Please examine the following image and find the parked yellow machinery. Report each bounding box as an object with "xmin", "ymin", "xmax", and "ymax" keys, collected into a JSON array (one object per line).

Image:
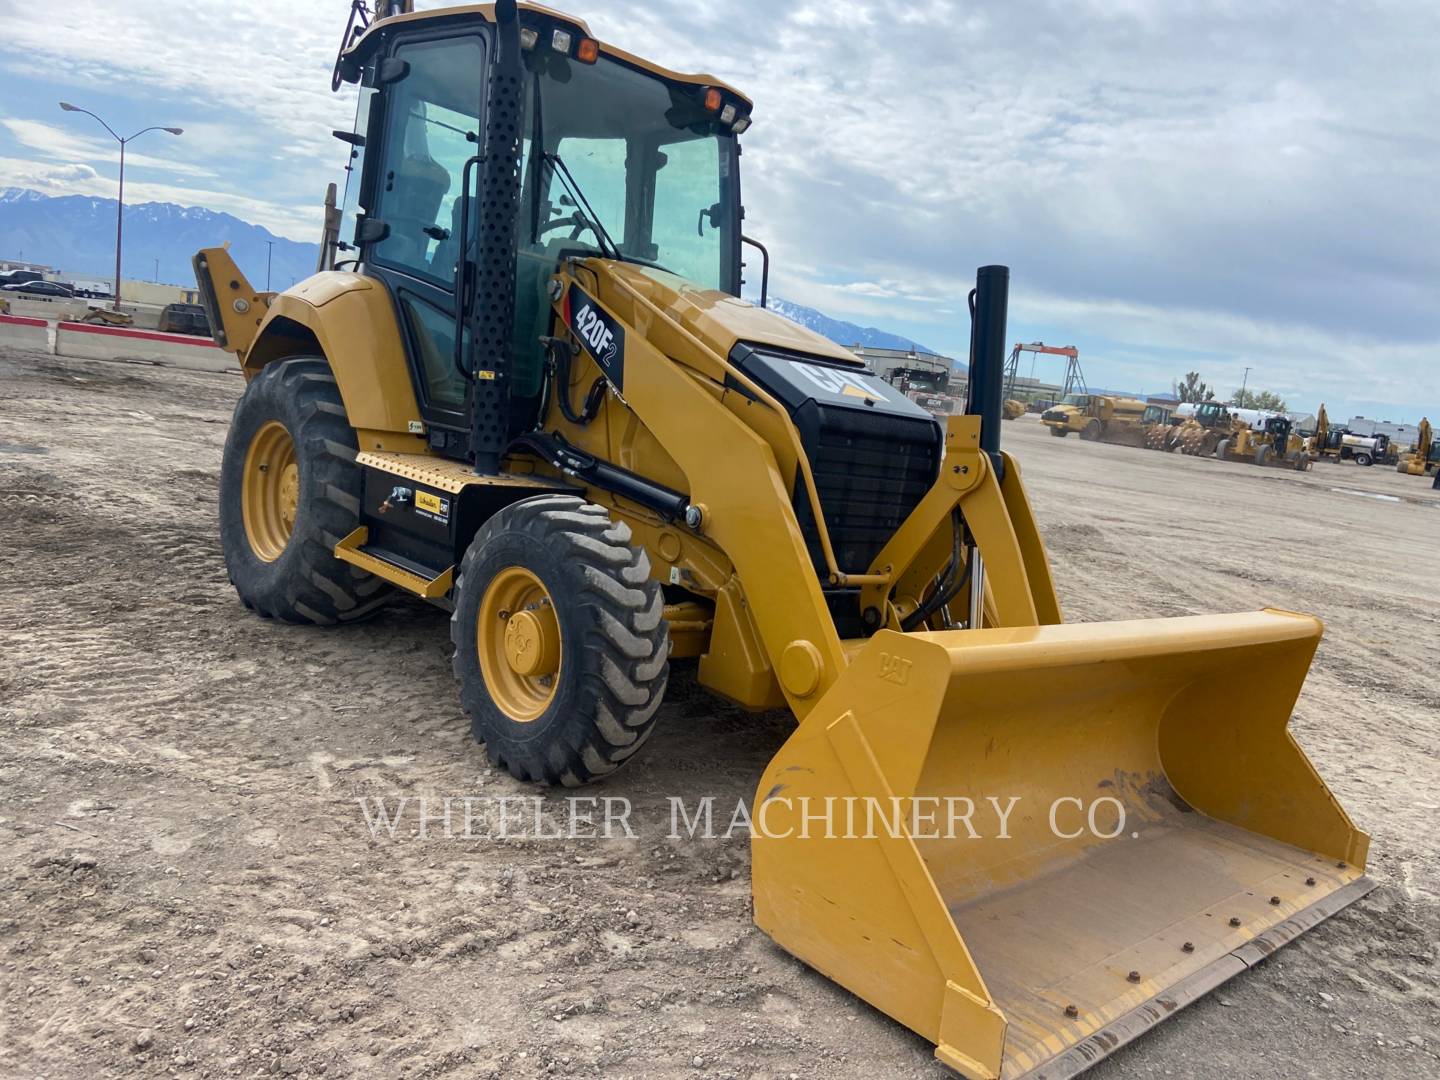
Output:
[
  {"xmin": 1216, "ymin": 415, "xmax": 1312, "ymax": 470},
  {"xmin": 1396, "ymin": 418, "xmax": 1435, "ymax": 475},
  {"xmin": 1040, "ymin": 393, "xmax": 1147, "ymax": 441},
  {"xmin": 194, "ymin": 3, "xmax": 1373, "ymax": 1076}
]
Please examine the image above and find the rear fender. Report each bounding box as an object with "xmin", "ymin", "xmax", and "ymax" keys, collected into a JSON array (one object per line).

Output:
[{"xmin": 234, "ymin": 265, "xmax": 426, "ymax": 451}]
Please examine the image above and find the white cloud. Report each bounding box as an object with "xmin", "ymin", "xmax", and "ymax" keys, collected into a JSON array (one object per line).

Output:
[{"xmin": 0, "ymin": 0, "xmax": 1435, "ymax": 417}]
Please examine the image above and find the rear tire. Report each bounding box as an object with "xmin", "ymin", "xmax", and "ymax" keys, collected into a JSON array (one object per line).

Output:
[
  {"xmin": 1216, "ymin": 438, "xmax": 1231, "ymax": 460},
  {"xmin": 1356, "ymin": 453, "xmax": 1373, "ymax": 467},
  {"xmin": 1254, "ymin": 446, "xmax": 1271, "ymax": 467},
  {"xmin": 219, "ymin": 357, "xmax": 392, "ymax": 624},
  {"xmin": 451, "ymin": 495, "xmax": 669, "ymax": 787}
]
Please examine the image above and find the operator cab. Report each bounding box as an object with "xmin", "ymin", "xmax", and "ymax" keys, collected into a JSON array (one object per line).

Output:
[
  {"xmin": 1263, "ymin": 415, "xmax": 1292, "ymax": 444},
  {"xmin": 334, "ymin": 3, "xmax": 751, "ymax": 461}
]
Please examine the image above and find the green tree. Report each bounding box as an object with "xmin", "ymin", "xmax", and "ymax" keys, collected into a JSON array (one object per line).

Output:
[
  {"xmin": 1174, "ymin": 372, "xmax": 1215, "ymax": 403},
  {"xmin": 1233, "ymin": 388, "xmax": 1287, "ymax": 412}
]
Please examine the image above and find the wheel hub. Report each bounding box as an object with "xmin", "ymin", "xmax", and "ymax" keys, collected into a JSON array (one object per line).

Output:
[
  {"xmin": 503, "ymin": 606, "xmax": 560, "ymax": 678},
  {"xmin": 241, "ymin": 421, "xmax": 299, "ymax": 563},
  {"xmin": 477, "ymin": 566, "xmax": 562, "ymax": 722}
]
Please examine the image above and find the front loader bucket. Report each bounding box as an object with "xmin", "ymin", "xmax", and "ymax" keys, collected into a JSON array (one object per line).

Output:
[{"xmin": 752, "ymin": 610, "xmax": 1370, "ymax": 1080}]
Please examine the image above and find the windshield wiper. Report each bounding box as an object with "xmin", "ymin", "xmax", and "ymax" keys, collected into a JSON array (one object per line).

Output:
[{"xmin": 541, "ymin": 152, "xmax": 621, "ymax": 261}]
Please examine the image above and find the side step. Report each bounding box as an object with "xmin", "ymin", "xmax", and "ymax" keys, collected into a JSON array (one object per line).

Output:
[{"xmin": 334, "ymin": 527, "xmax": 454, "ymax": 599}]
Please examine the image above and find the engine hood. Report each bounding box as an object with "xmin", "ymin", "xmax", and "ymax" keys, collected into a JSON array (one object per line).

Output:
[{"xmin": 595, "ymin": 261, "xmax": 864, "ymax": 368}]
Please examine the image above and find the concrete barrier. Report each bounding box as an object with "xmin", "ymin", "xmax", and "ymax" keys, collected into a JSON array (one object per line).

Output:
[
  {"xmin": 0, "ymin": 313, "xmax": 52, "ymax": 351},
  {"xmin": 56, "ymin": 321, "xmax": 232, "ymax": 373}
]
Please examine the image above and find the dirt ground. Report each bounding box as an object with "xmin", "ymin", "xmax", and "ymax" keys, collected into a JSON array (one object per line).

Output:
[{"xmin": 1, "ymin": 345, "xmax": 1436, "ymax": 1080}]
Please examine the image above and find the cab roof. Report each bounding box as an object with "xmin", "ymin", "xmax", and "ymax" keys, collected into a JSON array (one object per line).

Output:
[{"xmin": 345, "ymin": 2, "xmax": 752, "ymax": 108}]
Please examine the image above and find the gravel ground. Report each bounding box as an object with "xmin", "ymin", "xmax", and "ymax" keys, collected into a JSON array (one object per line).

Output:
[{"xmin": 0, "ymin": 346, "xmax": 1435, "ymax": 1079}]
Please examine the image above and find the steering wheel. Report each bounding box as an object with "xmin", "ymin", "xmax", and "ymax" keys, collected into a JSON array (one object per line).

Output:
[{"xmin": 537, "ymin": 211, "xmax": 600, "ymax": 244}]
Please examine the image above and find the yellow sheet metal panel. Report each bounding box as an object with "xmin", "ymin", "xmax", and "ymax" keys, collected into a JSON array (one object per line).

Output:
[
  {"xmin": 598, "ymin": 261, "xmax": 861, "ymax": 368},
  {"xmin": 242, "ymin": 281, "xmax": 423, "ymax": 438},
  {"xmin": 753, "ymin": 611, "xmax": 1368, "ymax": 1079}
]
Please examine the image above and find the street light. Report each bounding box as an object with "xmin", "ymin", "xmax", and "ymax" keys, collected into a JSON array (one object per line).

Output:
[{"xmin": 59, "ymin": 102, "xmax": 183, "ymax": 310}]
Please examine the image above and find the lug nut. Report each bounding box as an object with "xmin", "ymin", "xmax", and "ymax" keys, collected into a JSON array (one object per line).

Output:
[
  {"xmin": 1064, "ymin": 1004, "xmax": 1079, "ymax": 1019},
  {"xmin": 1306, "ymin": 877, "xmax": 1317, "ymax": 886},
  {"xmin": 1229, "ymin": 917, "xmax": 1242, "ymax": 927},
  {"xmin": 1182, "ymin": 942, "xmax": 1195, "ymax": 953},
  {"xmin": 1269, "ymin": 896, "xmax": 1282, "ymax": 906},
  {"xmin": 1127, "ymin": 971, "xmax": 1141, "ymax": 983}
]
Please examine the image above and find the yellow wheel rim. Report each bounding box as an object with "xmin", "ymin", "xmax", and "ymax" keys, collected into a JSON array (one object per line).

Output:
[
  {"xmin": 242, "ymin": 421, "xmax": 298, "ymax": 563},
  {"xmin": 477, "ymin": 566, "xmax": 562, "ymax": 722}
]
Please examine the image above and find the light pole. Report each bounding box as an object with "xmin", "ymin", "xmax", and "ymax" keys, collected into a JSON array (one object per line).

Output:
[
  {"xmin": 265, "ymin": 240, "xmax": 274, "ymax": 291},
  {"xmin": 58, "ymin": 103, "xmax": 182, "ymax": 310},
  {"xmin": 1241, "ymin": 366, "xmax": 1252, "ymax": 402}
]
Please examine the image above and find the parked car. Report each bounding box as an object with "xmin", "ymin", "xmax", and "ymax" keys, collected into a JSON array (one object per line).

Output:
[
  {"xmin": 156, "ymin": 302, "xmax": 211, "ymax": 336},
  {"xmin": 1, "ymin": 280, "xmax": 74, "ymax": 298},
  {"xmin": 0, "ymin": 270, "xmax": 44, "ymax": 288}
]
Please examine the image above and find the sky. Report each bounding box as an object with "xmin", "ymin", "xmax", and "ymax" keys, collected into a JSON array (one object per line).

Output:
[{"xmin": 0, "ymin": 0, "xmax": 1435, "ymax": 422}]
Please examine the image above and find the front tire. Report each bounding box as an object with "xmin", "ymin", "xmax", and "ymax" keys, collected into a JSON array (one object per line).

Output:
[
  {"xmin": 451, "ymin": 496, "xmax": 669, "ymax": 786},
  {"xmin": 219, "ymin": 357, "xmax": 392, "ymax": 623},
  {"xmin": 1049, "ymin": 427, "xmax": 1068, "ymax": 438},
  {"xmin": 1081, "ymin": 419, "xmax": 1103, "ymax": 441}
]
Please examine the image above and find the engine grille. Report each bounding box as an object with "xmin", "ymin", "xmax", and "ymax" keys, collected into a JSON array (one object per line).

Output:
[{"xmin": 791, "ymin": 404, "xmax": 941, "ymax": 608}]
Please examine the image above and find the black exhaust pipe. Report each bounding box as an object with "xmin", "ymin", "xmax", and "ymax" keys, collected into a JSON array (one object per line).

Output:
[
  {"xmin": 469, "ymin": 0, "xmax": 525, "ymax": 473},
  {"xmin": 966, "ymin": 264, "xmax": 1010, "ymax": 482}
]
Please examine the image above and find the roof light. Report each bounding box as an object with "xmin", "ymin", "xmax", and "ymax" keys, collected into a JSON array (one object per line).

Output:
[
  {"xmin": 576, "ymin": 38, "xmax": 598, "ymax": 63},
  {"xmin": 551, "ymin": 28, "xmax": 572, "ymax": 53},
  {"xmin": 519, "ymin": 27, "xmax": 538, "ymax": 50},
  {"xmin": 719, "ymin": 103, "xmax": 736, "ymax": 125},
  {"xmin": 732, "ymin": 115, "xmax": 752, "ymax": 134},
  {"xmin": 703, "ymin": 87, "xmax": 722, "ymax": 112}
]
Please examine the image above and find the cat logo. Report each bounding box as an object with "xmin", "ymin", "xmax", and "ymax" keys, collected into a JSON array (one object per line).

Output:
[
  {"xmin": 567, "ymin": 283, "xmax": 626, "ymax": 390},
  {"xmin": 878, "ymin": 652, "xmax": 912, "ymax": 685}
]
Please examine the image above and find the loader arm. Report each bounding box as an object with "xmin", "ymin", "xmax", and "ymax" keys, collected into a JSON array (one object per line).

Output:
[{"xmin": 552, "ymin": 257, "xmax": 1059, "ymax": 717}]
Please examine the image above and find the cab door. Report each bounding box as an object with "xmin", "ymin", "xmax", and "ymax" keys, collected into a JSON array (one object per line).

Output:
[{"xmin": 356, "ymin": 30, "xmax": 488, "ymax": 444}]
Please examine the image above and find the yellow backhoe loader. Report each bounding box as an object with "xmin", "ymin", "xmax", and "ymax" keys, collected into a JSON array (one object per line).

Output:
[
  {"xmin": 1397, "ymin": 417, "xmax": 1435, "ymax": 476},
  {"xmin": 195, "ymin": 4, "xmax": 1372, "ymax": 1076}
]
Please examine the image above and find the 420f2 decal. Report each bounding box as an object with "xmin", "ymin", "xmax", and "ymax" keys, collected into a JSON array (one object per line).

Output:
[{"xmin": 567, "ymin": 284, "xmax": 625, "ymax": 391}]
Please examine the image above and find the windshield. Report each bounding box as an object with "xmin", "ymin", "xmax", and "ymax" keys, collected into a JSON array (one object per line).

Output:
[
  {"xmin": 516, "ymin": 52, "xmax": 740, "ymax": 292},
  {"xmin": 1062, "ymin": 394, "xmax": 1090, "ymax": 407}
]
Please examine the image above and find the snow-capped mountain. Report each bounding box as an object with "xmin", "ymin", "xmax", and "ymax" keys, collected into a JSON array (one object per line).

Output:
[
  {"xmin": 0, "ymin": 188, "xmax": 318, "ymax": 290},
  {"xmin": 765, "ymin": 296, "xmax": 941, "ymax": 358}
]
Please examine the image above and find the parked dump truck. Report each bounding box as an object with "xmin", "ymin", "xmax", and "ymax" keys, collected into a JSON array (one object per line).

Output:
[
  {"xmin": 1041, "ymin": 393, "xmax": 1148, "ymax": 441},
  {"xmin": 192, "ymin": 3, "xmax": 1375, "ymax": 1076}
]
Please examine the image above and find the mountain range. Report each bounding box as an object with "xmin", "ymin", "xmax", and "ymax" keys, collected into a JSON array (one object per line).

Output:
[
  {"xmin": 0, "ymin": 188, "xmax": 319, "ymax": 292},
  {"xmin": 0, "ymin": 187, "xmax": 940, "ymax": 358}
]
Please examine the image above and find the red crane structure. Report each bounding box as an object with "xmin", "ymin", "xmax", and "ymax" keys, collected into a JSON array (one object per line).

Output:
[{"xmin": 1005, "ymin": 341, "xmax": 1087, "ymax": 402}]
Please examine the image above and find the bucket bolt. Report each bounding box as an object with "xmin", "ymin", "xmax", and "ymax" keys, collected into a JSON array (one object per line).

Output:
[
  {"xmin": 1269, "ymin": 896, "xmax": 1282, "ymax": 906},
  {"xmin": 1064, "ymin": 1005, "xmax": 1079, "ymax": 1019},
  {"xmin": 1127, "ymin": 971, "xmax": 1141, "ymax": 983},
  {"xmin": 1229, "ymin": 917, "xmax": 1242, "ymax": 927},
  {"xmin": 1182, "ymin": 942, "xmax": 1195, "ymax": 953},
  {"xmin": 1306, "ymin": 877, "xmax": 1317, "ymax": 886}
]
